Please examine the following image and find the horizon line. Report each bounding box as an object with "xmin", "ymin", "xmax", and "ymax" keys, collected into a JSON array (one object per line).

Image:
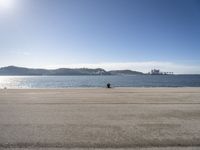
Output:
[{"xmin": 1, "ymin": 64, "xmax": 200, "ymax": 75}]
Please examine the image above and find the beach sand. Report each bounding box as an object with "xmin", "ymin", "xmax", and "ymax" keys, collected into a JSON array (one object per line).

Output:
[{"xmin": 0, "ymin": 88, "xmax": 200, "ymax": 150}]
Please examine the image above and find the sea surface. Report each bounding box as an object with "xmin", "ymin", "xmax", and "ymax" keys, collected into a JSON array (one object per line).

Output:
[{"xmin": 0, "ymin": 75, "xmax": 200, "ymax": 88}]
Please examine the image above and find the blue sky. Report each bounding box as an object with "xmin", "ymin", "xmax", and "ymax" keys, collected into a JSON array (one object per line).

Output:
[{"xmin": 0, "ymin": 0, "xmax": 200, "ymax": 73}]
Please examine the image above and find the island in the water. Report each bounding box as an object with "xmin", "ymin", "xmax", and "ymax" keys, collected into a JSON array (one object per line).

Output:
[{"xmin": 0, "ymin": 66, "xmax": 144, "ymax": 76}]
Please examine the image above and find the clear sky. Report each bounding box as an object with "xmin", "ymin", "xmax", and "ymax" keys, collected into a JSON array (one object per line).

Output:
[{"xmin": 0, "ymin": 0, "xmax": 200, "ymax": 73}]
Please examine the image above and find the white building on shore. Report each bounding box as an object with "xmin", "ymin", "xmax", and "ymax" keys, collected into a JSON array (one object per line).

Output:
[{"xmin": 150, "ymin": 69, "xmax": 173, "ymax": 75}]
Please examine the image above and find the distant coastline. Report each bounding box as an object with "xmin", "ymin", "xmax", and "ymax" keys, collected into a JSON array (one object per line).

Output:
[
  {"xmin": 0, "ymin": 66, "xmax": 198, "ymax": 76},
  {"xmin": 0, "ymin": 66, "xmax": 144, "ymax": 76}
]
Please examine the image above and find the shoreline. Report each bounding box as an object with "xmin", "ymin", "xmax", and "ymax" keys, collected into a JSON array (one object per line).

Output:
[{"xmin": 1, "ymin": 86, "xmax": 200, "ymax": 89}]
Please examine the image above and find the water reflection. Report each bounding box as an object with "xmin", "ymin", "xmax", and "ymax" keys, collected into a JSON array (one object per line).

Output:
[{"xmin": 0, "ymin": 75, "xmax": 200, "ymax": 88}]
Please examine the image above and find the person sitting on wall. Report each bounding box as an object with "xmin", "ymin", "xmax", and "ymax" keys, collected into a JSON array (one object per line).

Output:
[{"xmin": 107, "ymin": 83, "xmax": 111, "ymax": 88}]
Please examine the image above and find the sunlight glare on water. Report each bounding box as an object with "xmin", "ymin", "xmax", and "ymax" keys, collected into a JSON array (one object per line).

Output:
[{"xmin": 0, "ymin": 76, "xmax": 31, "ymax": 89}]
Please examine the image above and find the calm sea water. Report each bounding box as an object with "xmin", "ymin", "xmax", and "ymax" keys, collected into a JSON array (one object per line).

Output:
[{"xmin": 0, "ymin": 75, "xmax": 200, "ymax": 88}]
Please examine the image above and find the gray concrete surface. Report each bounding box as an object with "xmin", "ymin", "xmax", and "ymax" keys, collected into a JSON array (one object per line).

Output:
[{"xmin": 0, "ymin": 88, "xmax": 200, "ymax": 150}]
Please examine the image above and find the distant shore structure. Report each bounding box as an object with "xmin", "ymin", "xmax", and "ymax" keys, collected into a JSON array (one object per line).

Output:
[{"xmin": 149, "ymin": 69, "xmax": 173, "ymax": 75}]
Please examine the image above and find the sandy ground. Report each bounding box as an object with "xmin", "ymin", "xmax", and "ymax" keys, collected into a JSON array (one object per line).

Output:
[{"xmin": 0, "ymin": 88, "xmax": 200, "ymax": 150}]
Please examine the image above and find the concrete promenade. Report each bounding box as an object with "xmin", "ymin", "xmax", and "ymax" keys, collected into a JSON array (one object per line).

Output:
[{"xmin": 0, "ymin": 88, "xmax": 200, "ymax": 150}]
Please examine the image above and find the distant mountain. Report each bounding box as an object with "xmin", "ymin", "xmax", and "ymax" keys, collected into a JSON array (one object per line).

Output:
[
  {"xmin": 0, "ymin": 66, "xmax": 144, "ymax": 76},
  {"xmin": 108, "ymin": 70, "xmax": 144, "ymax": 75},
  {"xmin": 0, "ymin": 66, "xmax": 49, "ymax": 75}
]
